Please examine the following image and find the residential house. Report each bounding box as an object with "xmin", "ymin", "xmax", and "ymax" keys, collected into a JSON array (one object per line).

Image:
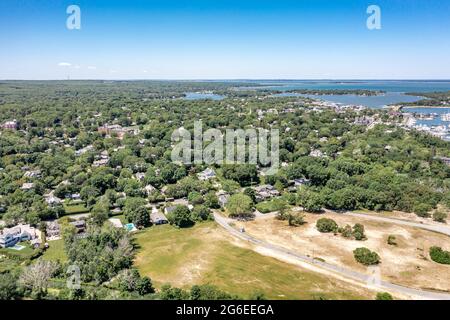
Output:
[
  {"xmin": 436, "ymin": 156, "xmax": 450, "ymax": 166},
  {"xmin": 164, "ymin": 205, "xmax": 178, "ymax": 215},
  {"xmin": 108, "ymin": 218, "xmax": 123, "ymax": 229},
  {"xmin": 21, "ymin": 183, "xmax": 34, "ymax": 191},
  {"xmin": 216, "ymin": 191, "xmax": 230, "ymax": 208},
  {"xmin": 287, "ymin": 178, "xmax": 310, "ymax": 192},
  {"xmin": 143, "ymin": 184, "xmax": 156, "ymax": 195},
  {"xmin": 293, "ymin": 178, "xmax": 310, "ymax": 187},
  {"xmin": 45, "ymin": 221, "xmax": 61, "ymax": 240},
  {"xmin": 172, "ymin": 198, "xmax": 193, "ymax": 210},
  {"xmin": 24, "ymin": 170, "xmax": 41, "ymax": 178},
  {"xmin": 1, "ymin": 120, "xmax": 18, "ymax": 130},
  {"xmin": 310, "ymin": 149, "xmax": 326, "ymax": 158},
  {"xmin": 135, "ymin": 172, "xmax": 146, "ymax": 181},
  {"xmin": 70, "ymin": 220, "xmax": 86, "ymax": 233},
  {"xmin": 75, "ymin": 145, "xmax": 94, "ymax": 156},
  {"xmin": 253, "ymin": 185, "xmax": 280, "ymax": 202},
  {"xmin": 93, "ymin": 158, "xmax": 109, "ymax": 167},
  {"xmin": 69, "ymin": 193, "xmax": 81, "ymax": 201},
  {"xmin": 197, "ymin": 168, "xmax": 216, "ymax": 181},
  {"xmin": 0, "ymin": 224, "xmax": 40, "ymax": 248},
  {"xmin": 93, "ymin": 157, "xmax": 109, "ymax": 167},
  {"xmin": 45, "ymin": 195, "xmax": 62, "ymax": 207},
  {"xmin": 150, "ymin": 209, "xmax": 168, "ymax": 225}
]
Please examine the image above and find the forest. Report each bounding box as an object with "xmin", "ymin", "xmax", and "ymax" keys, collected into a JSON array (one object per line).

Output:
[{"xmin": 0, "ymin": 81, "xmax": 449, "ymax": 300}]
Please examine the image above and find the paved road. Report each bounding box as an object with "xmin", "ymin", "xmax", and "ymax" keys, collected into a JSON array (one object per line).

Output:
[
  {"xmin": 333, "ymin": 210, "xmax": 450, "ymax": 237},
  {"xmin": 213, "ymin": 212, "xmax": 450, "ymax": 300}
]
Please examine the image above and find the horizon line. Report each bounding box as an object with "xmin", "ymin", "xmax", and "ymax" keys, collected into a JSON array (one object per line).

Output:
[{"xmin": 1, "ymin": 78, "xmax": 450, "ymax": 82}]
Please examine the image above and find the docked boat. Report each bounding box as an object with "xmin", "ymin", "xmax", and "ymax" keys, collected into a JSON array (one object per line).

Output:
[{"xmin": 441, "ymin": 113, "xmax": 450, "ymax": 121}]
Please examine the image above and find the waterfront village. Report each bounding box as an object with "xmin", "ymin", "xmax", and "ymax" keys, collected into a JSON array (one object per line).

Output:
[
  {"xmin": 0, "ymin": 81, "xmax": 449, "ymax": 301},
  {"xmin": 1, "ymin": 96, "xmax": 449, "ymax": 251}
]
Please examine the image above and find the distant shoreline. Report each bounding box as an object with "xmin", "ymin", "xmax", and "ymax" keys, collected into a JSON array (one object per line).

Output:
[{"xmin": 402, "ymin": 105, "xmax": 450, "ymax": 109}]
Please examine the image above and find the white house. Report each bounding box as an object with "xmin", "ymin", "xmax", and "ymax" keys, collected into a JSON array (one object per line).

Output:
[
  {"xmin": 0, "ymin": 224, "xmax": 41, "ymax": 248},
  {"xmin": 143, "ymin": 184, "xmax": 156, "ymax": 195},
  {"xmin": 135, "ymin": 172, "xmax": 146, "ymax": 181},
  {"xmin": 197, "ymin": 168, "xmax": 216, "ymax": 181},
  {"xmin": 24, "ymin": 170, "xmax": 41, "ymax": 178},
  {"xmin": 45, "ymin": 195, "xmax": 62, "ymax": 206},
  {"xmin": 21, "ymin": 183, "xmax": 34, "ymax": 190}
]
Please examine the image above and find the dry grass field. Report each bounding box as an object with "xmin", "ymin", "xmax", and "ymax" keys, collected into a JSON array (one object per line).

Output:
[
  {"xmin": 133, "ymin": 222, "xmax": 376, "ymax": 299},
  {"xmin": 234, "ymin": 211, "xmax": 450, "ymax": 293}
]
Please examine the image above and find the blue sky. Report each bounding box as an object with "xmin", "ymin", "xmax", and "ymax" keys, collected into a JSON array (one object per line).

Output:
[{"xmin": 1, "ymin": 0, "xmax": 449, "ymax": 79}]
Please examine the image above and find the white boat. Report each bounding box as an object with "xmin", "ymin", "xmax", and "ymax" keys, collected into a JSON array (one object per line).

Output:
[{"xmin": 441, "ymin": 113, "xmax": 450, "ymax": 121}]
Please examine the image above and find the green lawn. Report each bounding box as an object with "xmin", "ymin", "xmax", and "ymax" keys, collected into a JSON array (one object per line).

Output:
[
  {"xmin": 63, "ymin": 203, "xmax": 89, "ymax": 215},
  {"xmin": 255, "ymin": 198, "xmax": 287, "ymax": 213},
  {"xmin": 134, "ymin": 222, "xmax": 371, "ymax": 300},
  {"xmin": 0, "ymin": 242, "xmax": 35, "ymax": 258},
  {"xmin": 41, "ymin": 239, "xmax": 67, "ymax": 263}
]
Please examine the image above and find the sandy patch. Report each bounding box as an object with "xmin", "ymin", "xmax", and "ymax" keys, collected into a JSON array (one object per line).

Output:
[{"xmin": 236, "ymin": 211, "xmax": 450, "ymax": 292}]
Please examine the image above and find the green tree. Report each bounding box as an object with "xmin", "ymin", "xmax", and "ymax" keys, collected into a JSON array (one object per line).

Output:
[
  {"xmin": 243, "ymin": 188, "xmax": 256, "ymax": 203},
  {"xmin": 204, "ymin": 191, "xmax": 220, "ymax": 209},
  {"xmin": 352, "ymin": 223, "xmax": 366, "ymax": 241},
  {"xmin": 429, "ymin": 246, "xmax": 450, "ymax": 265},
  {"xmin": 167, "ymin": 205, "xmax": 194, "ymax": 228},
  {"xmin": 376, "ymin": 292, "xmax": 393, "ymax": 300},
  {"xmin": 297, "ymin": 188, "xmax": 323, "ymax": 213},
  {"xmin": 124, "ymin": 197, "xmax": 150, "ymax": 228},
  {"xmin": 353, "ymin": 247, "xmax": 380, "ymax": 265},
  {"xmin": 0, "ymin": 273, "xmax": 20, "ymax": 300},
  {"xmin": 288, "ymin": 213, "xmax": 306, "ymax": 226},
  {"xmin": 116, "ymin": 269, "xmax": 155, "ymax": 295},
  {"xmin": 413, "ymin": 203, "xmax": 432, "ymax": 218},
  {"xmin": 188, "ymin": 191, "xmax": 204, "ymax": 205},
  {"xmin": 191, "ymin": 205, "xmax": 212, "ymax": 221},
  {"xmin": 316, "ymin": 218, "xmax": 338, "ymax": 233},
  {"xmin": 91, "ymin": 197, "xmax": 110, "ymax": 226},
  {"xmin": 387, "ymin": 235, "xmax": 397, "ymax": 246},
  {"xmin": 433, "ymin": 210, "xmax": 447, "ymax": 223},
  {"xmin": 226, "ymin": 194, "xmax": 254, "ymax": 218}
]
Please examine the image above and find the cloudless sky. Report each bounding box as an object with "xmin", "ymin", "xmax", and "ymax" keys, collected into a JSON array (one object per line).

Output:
[{"xmin": 1, "ymin": 0, "xmax": 449, "ymax": 79}]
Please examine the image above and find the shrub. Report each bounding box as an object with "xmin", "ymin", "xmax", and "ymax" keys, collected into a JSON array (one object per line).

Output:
[
  {"xmin": 116, "ymin": 269, "xmax": 155, "ymax": 295},
  {"xmin": 413, "ymin": 203, "xmax": 431, "ymax": 218},
  {"xmin": 387, "ymin": 235, "xmax": 397, "ymax": 246},
  {"xmin": 376, "ymin": 292, "xmax": 393, "ymax": 300},
  {"xmin": 316, "ymin": 218, "xmax": 338, "ymax": 233},
  {"xmin": 287, "ymin": 213, "xmax": 306, "ymax": 226},
  {"xmin": 340, "ymin": 225, "xmax": 353, "ymax": 238},
  {"xmin": 352, "ymin": 223, "xmax": 366, "ymax": 241},
  {"xmin": 353, "ymin": 247, "xmax": 380, "ymax": 265},
  {"xmin": 433, "ymin": 210, "xmax": 448, "ymax": 223},
  {"xmin": 429, "ymin": 246, "xmax": 450, "ymax": 265}
]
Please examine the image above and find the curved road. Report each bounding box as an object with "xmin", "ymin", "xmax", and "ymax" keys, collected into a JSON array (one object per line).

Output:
[{"xmin": 213, "ymin": 212, "xmax": 450, "ymax": 300}]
